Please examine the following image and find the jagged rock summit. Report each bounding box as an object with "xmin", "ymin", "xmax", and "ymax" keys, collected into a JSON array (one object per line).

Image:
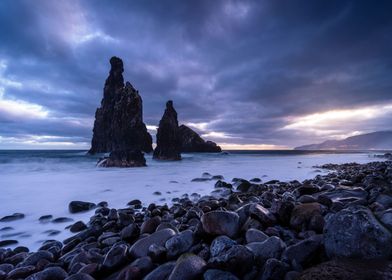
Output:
[
  {"xmin": 89, "ymin": 57, "xmax": 153, "ymax": 155},
  {"xmin": 179, "ymin": 125, "xmax": 221, "ymax": 153},
  {"xmin": 153, "ymin": 100, "xmax": 182, "ymax": 160}
]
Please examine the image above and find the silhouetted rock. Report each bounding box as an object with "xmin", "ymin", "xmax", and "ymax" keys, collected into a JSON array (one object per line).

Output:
[
  {"xmin": 153, "ymin": 101, "xmax": 181, "ymax": 160},
  {"xmin": 89, "ymin": 57, "xmax": 152, "ymax": 155},
  {"xmin": 98, "ymin": 150, "xmax": 146, "ymax": 167},
  {"xmin": 179, "ymin": 125, "xmax": 221, "ymax": 153}
]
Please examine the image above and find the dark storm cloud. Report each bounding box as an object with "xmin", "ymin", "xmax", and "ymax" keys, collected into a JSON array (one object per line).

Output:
[{"xmin": 0, "ymin": 0, "xmax": 391, "ymax": 148}]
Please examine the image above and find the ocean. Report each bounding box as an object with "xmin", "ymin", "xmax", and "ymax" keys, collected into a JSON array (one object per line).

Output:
[{"xmin": 0, "ymin": 150, "xmax": 386, "ymax": 250}]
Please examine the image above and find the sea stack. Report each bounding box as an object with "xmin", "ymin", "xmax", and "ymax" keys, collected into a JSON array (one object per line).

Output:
[
  {"xmin": 153, "ymin": 100, "xmax": 182, "ymax": 160},
  {"xmin": 89, "ymin": 57, "xmax": 153, "ymax": 155},
  {"xmin": 179, "ymin": 125, "xmax": 222, "ymax": 153}
]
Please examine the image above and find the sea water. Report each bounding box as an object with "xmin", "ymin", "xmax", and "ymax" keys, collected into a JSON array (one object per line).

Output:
[{"xmin": 0, "ymin": 150, "xmax": 385, "ymax": 250}]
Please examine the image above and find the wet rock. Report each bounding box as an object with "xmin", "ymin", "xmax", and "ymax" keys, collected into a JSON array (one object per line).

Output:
[
  {"xmin": 380, "ymin": 209, "xmax": 392, "ymax": 231},
  {"xmin": 129, "ymin": 228, "xmax": 176, "ymax": 258},
  {"xmin": 201, "ymin": 211, "xmax": 240, "ymax": 238},
  {"xmin": 165, "ymin": 229, "xmax": 194, "ymax": 258},
  {"xmin": 168, "ymin": 253, "xmax": 206, "ymax": 280},
  {"xmin": 38, "ymin": 215, "xmax": 53, "ymax": 223},
  {"xmin": 89, "ymin": 56, "xmax": 153, "ymax": 154},
  {"xmin": 282, "ymin": 235, "xmax": 324, "ymax": 269},
  {"xmin": 120, "ymin": 223, "xmax": 139, "ymax": 241},
  {"xmin": 285, "ymin": 271, "xmax": 301, "ymax": 280},
  {"xmin": 0, "ymin": 240, "xmax": 18, "ymax": 247},
  {"xmin": 127, "ymin": 199, "xmax": 142, "ymax": 206},
  {"xmin": 214, "ymin": 180, "xmax": 232, "ymax": 189},
  {"xmin": 250, "ymin": 178, "xmax": 262, "ymax": 183},
  {"xmin": 249, "ymin": 203, "xmax": 276, "ymax": 226},
  {"xmin": 298, "ymin": 195, "xmax": 317, "ymax": 203},
  {"xmin": 25, "ymin": 267, "xmax": 68, "ymax": 280},
  {"xmin": 320, "ymin": 187, "xmax": 367, "ymax": 203},
  {"xmin": 102, "ymin": 244, "xmax": 129, "ymax": 270},
  {"xmin": 179, "ymin": 125, "xmax": 221, "ymax": 153},
  {"xmin": 290, "ymin": 203, "xmax": 322, "ymax": 231},
  {"xmin": 69, "ymin": 201, "xmax": 96, "ymax": 214},
  {"xmin": 376, "ymin": 194, "xmax": 392, "ymax": 208},
  {"xmin": 153, "ymin": 101, "xmax": 182, "ymax": 160},
  {"xmin": 0, "ymin": 226, "xmax": 13, "ymax": 231},
  {"xmin": 140, "ymin": 216, "xmax": 161, "ymax": 234},
  {"xmin": 52, "ymin": 217, "xmax": 73, "ymax": 223},
  {"xmin": 98, "ymin": 149, "xmax": 147, "ymax": 167},
  {"xmin": 259, "ymin": 258, "xmax": 289, "ymax": 280},
  {"xmin": 0, "ymin": 213, "xmax": 24, "ymax": 222},
  {"xmin": 208, "ymin": 245, "xmax": 254, "ymax": 276},
  {"xmin": 246, "ymin": 236, "xmax": 286, "ymax": 265},
  {"xmin": 236, "ymin": 180, "xmax": 251, "ymax": 192},
  {"xmin": 122, "ymin": 256, "xmax": 154, "ymax": 276},
  {"xmin": 295, "ymin": 184, "xmax": 320, "ymax": 196},
  {"xmin": 64, "ymin": 273, "xmax": 95, "ymax": 280},
  {"xmin": 203, "ymin": 269, "xmax": 239, "ymax": 280},
  {"xmin": 147, "ymin": 244, "xmax": 167, "ymax": 262},
  {"xmin": 210, "ymin": 236, "xmax": 236, "ymax": 258},
  {"xmin": 324, "ymin": 205, "xmax": 392, "ymax": 259},
  {"xmin": 144, "ymin": 261, "xmax": 176, "ymax": 280},
  {"xmin": 0, "ymin": 264, "xmax": 14, "ymax": 273},
  {"xmin": 70, "ymin": 221, "xmax": 87, "ymax": 233},
  {"xmin": 4, "ymin": 251, "xmax": 28, "ymax": 265},
  {"xmin": 299, "ymin": 259, "xmax": 392, "ymax": 280},
  {"xmin": 20, "ymin": 250, "xmax": 54, "ymax": 266},
  {"xmin": 191, "ymin": 178, "xmax": 211, "ymax": 182},
  {"xmin": 245, "ymin": 228, "xmax": 268, "ymax": 243},
  {"xmin": 7, "ymin": 265, "xmax": 36, "ymax": 279},
  {"xmin": 273, "ymin": 200, "xmax": 295, "ymax": 226}
]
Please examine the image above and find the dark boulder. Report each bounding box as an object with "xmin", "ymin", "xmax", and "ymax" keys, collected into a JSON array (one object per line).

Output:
[
  {"xmin": 201, "ymin": 211, "xmax": 240, "ymax": 238},
  {"xmin": 25, "ymin": 267, "xmax": 68, "ymax": 280},
  {"xmin": 179, "ymin": 125, "xmax": 221, "ymax": 153},
  {"xmin": 89, "ymin": 56, "xmax": 152, "ymax": 154},
  {"xmin": 70, "ymin": 221, "xmax": 87, "ymax": 233},
  {"xmin": 259, "ymin": 258, "xmax": 289, "ymax": 280},
  {"xmin": 204, "ymin": 269, "xmax": 239, "ymax": 280},
  {"xmin": 324, "ymin": 205, "xmax": 392, "ymax": 259},
  {"xmin": 153, "ymin": 101, "xmax": 182, "ymax": 160},
  {"xmin": 299, "ymin": 259, "xmax": 392, "ymax": 280},
  {"xmin": 168, "ymin": 253, "xmax": 206, "ymax": 280},
  {"xmin": 129, "ymin": 228, "xmax": 176, "ymax": 258},
  {"xmin": 97, "ymin": 150, "xmax": 146, "ymax": 167},
  {"xmin": 68, "ymin": 201, "xmax": 96, "ymax": 214},
  {"xmin": 208, "ymin": 245, "xmax": 254, "ymax": 276},
  {"xmin": 144, "ymin": 261, "xmax": 176, "ymax": 280},
  {"xmin": 0, "ymin": 213, "xmax": 25, "ymax": 222}
]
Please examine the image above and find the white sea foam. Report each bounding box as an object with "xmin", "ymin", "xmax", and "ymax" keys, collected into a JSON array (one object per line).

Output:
[{"xmin": 0, "ymin": 150, "xmax": 385, "ymax": 250}]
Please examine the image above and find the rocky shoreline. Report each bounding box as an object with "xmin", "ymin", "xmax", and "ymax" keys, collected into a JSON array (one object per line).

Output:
[{"xmin": 1, "ymin": 160, "xmax": 392, "ymax": 279}]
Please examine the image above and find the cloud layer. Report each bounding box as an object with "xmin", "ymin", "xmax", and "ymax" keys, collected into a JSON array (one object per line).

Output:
[{"xmin": 0, "ymin": 0, "xmax": 391, "ymax": 149}]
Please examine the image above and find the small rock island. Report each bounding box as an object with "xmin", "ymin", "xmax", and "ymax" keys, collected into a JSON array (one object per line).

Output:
[{"xmin": 153, "ymin": 101, "xmax": 182, "ymax": 161}]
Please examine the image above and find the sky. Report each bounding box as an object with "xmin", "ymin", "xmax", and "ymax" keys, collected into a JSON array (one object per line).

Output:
[{"xmin": 0, "ymin": 0, "xmax": 391, "ymax": 149}]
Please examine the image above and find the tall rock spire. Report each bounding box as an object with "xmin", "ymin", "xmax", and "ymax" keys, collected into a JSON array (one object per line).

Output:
[
  {"xmin": 89, "ymin": 57, "xmax": 153, "ymax": 155},
  {"xmin": 153, "ymin": 100, "xmax": 182, "ymax": 160}
]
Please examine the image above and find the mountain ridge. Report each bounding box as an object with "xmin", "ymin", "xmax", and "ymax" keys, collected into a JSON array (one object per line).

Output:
[{"xmin": 294, "ymin": 131, "xmax": 392, "ymax": 150}]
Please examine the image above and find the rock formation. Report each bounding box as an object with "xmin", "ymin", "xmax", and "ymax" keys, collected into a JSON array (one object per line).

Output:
[
  {"xmin": 179, "ymin": 125, "xmax": 222, "ymax": 153},
  {"xmin": 89, "ymin": 57, "xmax": 153, "ymax": 155},
  {"xmin": 97, "ymin": 150, "xmax": 146, "ymax": 168},
  {"xmin": 153, "ymin": 101, "xmax": 182, "ymax": 160}
]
